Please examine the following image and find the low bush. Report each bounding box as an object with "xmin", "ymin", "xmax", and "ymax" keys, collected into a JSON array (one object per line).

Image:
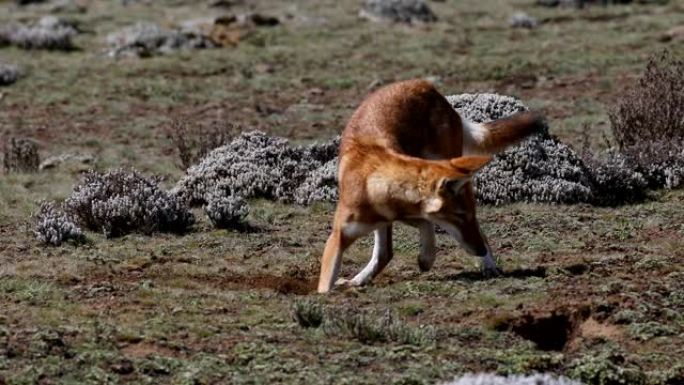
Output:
[
  {"xmin": 64, "ymin": 169, "xmax": 194, "ymax": 238},
  {"xmin": 3, "ymin": 137, "xmax": 40, "ymax": 173},
  {"xmin": 167, "ymin": 118, "xmax": 237, "ymax": 170},
  {"xmin": 609, "ymin": 51, "xmax": 683, "ymax": 149},
  {"xmin": 292, "ymin": 302, "xmax": 435, "ymax": 345},
  {"xmin": 568, "ymin": 350, "xmax": 646, "ymax": 385},
  {"xmin": 584, "ymin": 150, "xmax": 648, "ymax": 205},
  {"xmin": 204, "ymin": 192, "xmax": 249, "ymax": 229},
  {"xmin": 293, "ymin": 158, "xmax": 338, "ymax": 205},
  {"xmin": 33, "ymin": 201, "xmax": 85, "ymax": 246},
  {"xmin": 443, "ymin": 373, "xmax": 583, "ymax": 385},
  {"xmin": 173, "ymin": 132, "xmax": 339, "ymax": 206},
  {"xmin": 323, "ymin": 308, "xmax": 437, "ymax": 346},
  {"xmin": 608, "ymin": 50, "xmax": 684, "ymax": 191},
  {"xmin": 292, "ymin": 299, "xmax": 324, "ymax": 328},
  {"xmin": 0, "ymin": 16, "xmax": 77, "ymax": 50}
]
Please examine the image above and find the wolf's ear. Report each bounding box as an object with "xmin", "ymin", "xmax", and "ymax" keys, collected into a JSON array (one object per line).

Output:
[{"xmin": 449, "ymin": 156, "xmax": 492, "ymax": 176}]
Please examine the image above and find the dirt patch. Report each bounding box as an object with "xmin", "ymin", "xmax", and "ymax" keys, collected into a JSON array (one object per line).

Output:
[
  {"xmin": 219, "ymin": 273, "xmax": 317, "ymax": 295},
  {"xmin": 442, "ymin": 266, "xmax": 547, "ymax": 282},
  {"xmin": 578, "ymin": 317, "xmax": 622, "ymax": 340},
  {"xmin": 121, "ymin": 342, "xmax": 180, "ymax": 358},
  {"xmin": 500, "ymin": 71, "xmax": 638, "ymax": 121},
  {"xmin": 541, "ymin": 12, "xmax": 634, "ymax": 25}
]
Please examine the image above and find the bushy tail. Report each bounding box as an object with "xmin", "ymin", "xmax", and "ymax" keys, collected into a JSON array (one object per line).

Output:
[{"xmin": 461, "ymin": 111, "xmax": 546, "ymax": 155}]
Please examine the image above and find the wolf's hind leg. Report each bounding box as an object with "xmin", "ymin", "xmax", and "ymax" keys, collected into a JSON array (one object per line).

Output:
[
  {"xmin": 318, "ymin": 229, "xmax": 347, "ymax": 293},
  {"xmin": 349, "ymin": 224, "xmax": 393, "ymax": 286}
]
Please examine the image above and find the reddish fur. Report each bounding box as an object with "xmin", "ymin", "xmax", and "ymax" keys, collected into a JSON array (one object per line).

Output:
[
  {"xmin": 318, "ymin": 79, "xmax": 540, "ymax": 293},
  {"xmin": 475, "ymin": 111, "xmax": 545, "ymax": 154}
]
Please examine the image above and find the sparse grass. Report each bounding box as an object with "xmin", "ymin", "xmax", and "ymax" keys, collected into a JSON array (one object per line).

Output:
[
  {"xmin": 323, "ymin": 306, "xmax": 438, "ymax": 346},
  {"xmin": 292, "ymin": 298, "xmax": 325, "ymax": 328},
  {"xmin": 0, "ymin": 0, "xmax": 683, "ymax": 383}
]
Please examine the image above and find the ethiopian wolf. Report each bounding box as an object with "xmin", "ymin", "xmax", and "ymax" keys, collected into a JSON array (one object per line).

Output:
[{"xmin": 318, "ymin": 79, "xmax": 544, "ymax": 293}]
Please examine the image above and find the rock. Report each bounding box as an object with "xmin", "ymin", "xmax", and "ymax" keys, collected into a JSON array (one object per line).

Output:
[
  {"xmin": 360, "ymin": 0, "xmax": 437, "ymax": 24},
  {"xmin": 0, "ymin": 16, "xmax": 78, "ymax": 50},
  {"xmin": 47, "ymin": 0, "xmax": 88, "ymax": 13},
  {"xmin": 660, "ymin": 25, "xmax": 684, "ymax": 43},
  {"xmin": 106, "ymin": 22, "xmax": 215, "ymax": 58},
  {"xmin": 0, "ymin": 63, "xmax": 21, "ymax": 86},
  {"xmin": 176, "ymin": 13, "xmax": 280, "ymax": 49},
  {"xmin": 537, "ymin": 0, "xmax": 636, "ymax": 8},
  {"xmin": 509, "ymin": 12, "xmax": 540, "ymax": 29},
  {"xmin": 209, "ymin": 0, "xmax": 242, "ymax": 7},
  {"xmin": 39, "ymin": 153, "xmax": 96, "ymax": 170},
  {"xmin": 15, "ymin": 0, "xmax": 48, "ymax": 5}
]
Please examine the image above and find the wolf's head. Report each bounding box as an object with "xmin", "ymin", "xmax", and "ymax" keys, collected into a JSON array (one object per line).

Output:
[{"xmin": 422, "ymin": 155, "xmax": 492, "ymax": 256}]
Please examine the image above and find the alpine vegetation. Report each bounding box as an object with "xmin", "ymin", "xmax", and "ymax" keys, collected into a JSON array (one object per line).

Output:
[
  {"xmin": 632, "ymin": 144, "xmax": 684, "ymax": 189},
  {"xmin": 446, "ymin": 93, "xmax": 537, "ymax": 126},
  {"xmin": 177, "ymin": 92, "xmax": 680, "ymax": 208},
  {"xmin": 323, "ymin": 307, "xmax": 437, "ymax": 346},
  {"xmin": 447, "ymin": 93, "xmax": 663, "ymax": 205},
  {"xmin": 173, "ymin": 132, "xmax": 339, "ymax": 206},
  {"xmin": 292, "ymin": 299, "xmax": 325, "ymax": 328},
  {"xmin": 584, "ymin": 149, "xmax": 648, "ymax": 205},
  {"xmin": 360, "ymin": 0, "xmax": 438, "ymax": 24},
  {"xmin": 0, "ymin": 16, "xmax": 78, "ymax": 50},
  {"xmin": 3, "ymin": 137, "xmax": 40, "ymax": 173},
  {"xmin": 447, "ymin": 93, "xmax": 598, "ymax": 205},
  {"xmin": 167, "ymin": 118, "xmax": 237, "ymax": 170},
  {"xmin": 294, "ymin": 158, "xmax": 339, "ymax": 205},
  {"xmin": 106, "ymin": 22, "xmax": 215, "ymax": 58},
  {"xmin": 33, "ymin": 201, "xmax": 85, "ymax": 246},
  {"xmin": 204, "ymin": 192, "xmax": 249, "ymax": 229},
  {"xmin": 64, "ymin": 169, "xmax": 194, "ymax": 238},
  {"xmin": 472, "ymin": 134, "xmax": 594, "ymax": 205},
  {"xmin": 608, "ymin": 50, "xmax": 684, "ymax": 190},
  {"xmin": 442, "ymin": 373, "xmax": 584, "ymax": 385},
  {"xmin": 0, "ymin": 62, "xmax": 20, "ymax": 86}
]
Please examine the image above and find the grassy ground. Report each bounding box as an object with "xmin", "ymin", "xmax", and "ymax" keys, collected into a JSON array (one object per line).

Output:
[{"xmin": 1, "ymin": 0, "xmax": 683, "ymax": 383}]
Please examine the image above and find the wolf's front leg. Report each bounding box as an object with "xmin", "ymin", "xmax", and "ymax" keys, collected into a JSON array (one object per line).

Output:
[
  {"xmin": 417, "ymin": 221, "xmax": 437, "ymax": 271},
  {"xmin": 480, "ymin": 248, "xmax": 502, "ymax": 277},
  {"xmin": 435, "ymin": 217, "xmax": 502, "ymax": 278},
  {"xmin": 349, "ymin": 224, "xmax": 393, "ymax": 286}
]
